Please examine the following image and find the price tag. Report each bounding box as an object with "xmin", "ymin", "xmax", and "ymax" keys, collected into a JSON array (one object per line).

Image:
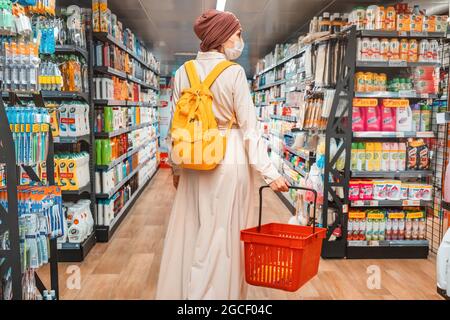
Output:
[
  {"xmin": 382, "ymin": 99, "xmax": 410, "ymax": 108},
  {"xmin": 395, "ymin": 132, "xmax": 405, "ymax": 138},
  {"xmin": 402, "ymin": 200, "xmax": 420, "ymax": 206},
  {"xmin": 417, "ymin": 132, "xmax": 433, "ymax": 138},
  {"xmin": 352, "ymin": 200, "xmax": 364, "ymax": 207},
  {"xmin": 369, "ymin": 200, "xmax": 379, "ymax": 207},
  {"xmin": 368, "ymin": 241, "xmax": 380, "ymax": 247},
  {"xmin": 420, "ymin": 93, "xmax": 429, "ymax": 99},
  {"xmin": 349, "ymin": 211, "xmax": 366, "ymax": 219},
  {"xmin": 367, "ymin": 213, "xmax": 385, "ymax": 220},
  {"xmin": 410, "ymin": 31, "xmax": 428, "ymax": 37},
  {"xmin": 389, "ymin": 60, "xmax": 407, "ymax": 67},
  {"xmin": 353, "ymin": 98, "xmax": 378, "ymax": 107},
  {"xmin": 388, "ymin": 212, "xmax": 406, "ymax": 219},
  {"xmin": 398, "ymin": 31, "xmax": 407, "ymax": 37},
  {"xmin": 398, "ymin": 90, "xmax": 415, "ymax": 98},
  {"xmin": 406, "ymin": 212, "xmax": 424, "ymax": 219}
]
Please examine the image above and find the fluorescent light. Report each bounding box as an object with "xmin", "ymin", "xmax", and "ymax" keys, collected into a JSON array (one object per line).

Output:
[{"xmin": 216, "ymin": 0, "xmax": 226, "ymax": 11}]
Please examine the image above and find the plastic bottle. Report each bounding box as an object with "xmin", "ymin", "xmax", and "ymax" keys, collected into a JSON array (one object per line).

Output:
[
  {"xmin": 408, "ymin": 39, "xmax": 418, "ymax": 62},
  {"xmin": 381, "ymin": 143, "xmax": 390, "ymax": 171},
  {"xmin": 398, "ymin": 143, "xmax": 406, "ymax": 171},
  {"xmin": 389, "ymin": 142, "xmax": 399, "ymax": 172},
  {"xmin": 400, "ymin": 39, "xmax": 409, "ymax": 61},
  {"xmin": 366, "ymin": 142, "xmax": 375, "ymax": 171},
  {"xmin": 357, "ymin": 142, "xmax": 366, "ymax": 171},
  {"xmin": 352, "ymin": 106, "xmax": 365, "ymax": 131},
  {"xmin": 351, "ymin": 143, "xmax": 358, "ymax": 171},
  {"xmin": 420, "ymin": 103, "xmax": 431, "ymax": 132},
  {"xmin": 374, "ymin": 143, "xmax": 382, "ymax": 171},
  {"xmin": 411, "ymin": 103, "xmax": 421, "ymax": 132},
  {"xmin": 396, "ymin": 105, "xmax": 413, "ymax": 132},
  {"xmin": 385, "ymin": 6, "xmax": 397, "ymax": 31}
]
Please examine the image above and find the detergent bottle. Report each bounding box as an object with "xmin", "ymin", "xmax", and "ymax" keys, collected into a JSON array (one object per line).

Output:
[
  {"xmin": 381, "ymin": 103, "xmax": 396, "ymax": 131},
  {"xmin": 352, "ymin": 106, "xmax": 365, "ymax": 131},
  {"xmin": 365, "ymin": 105, "xmax": 381, "ymax": 131},
  {"xmin": 396, "ymin": 105, "xmax": 413, "ymax": 132}
]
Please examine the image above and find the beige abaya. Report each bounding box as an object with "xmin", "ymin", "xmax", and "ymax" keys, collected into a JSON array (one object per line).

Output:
[{"xmin": 156, "ymin": 51, "xmax": 281, "ymax": 300}]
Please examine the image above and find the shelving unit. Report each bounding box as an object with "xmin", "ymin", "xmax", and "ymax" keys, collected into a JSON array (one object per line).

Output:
[{"xmin": 92, "ymin": 20, "xmax": 161, "ymax": 244}]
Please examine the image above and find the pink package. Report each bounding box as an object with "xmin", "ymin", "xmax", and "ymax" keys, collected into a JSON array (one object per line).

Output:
[
  {"xmin": 349, "ymin": 181, "xmax": 361, "ymax": 201},
  {"xmin": 352, "ymin": 106, "xmax": 365, "ymax": 131},
  {"xmin": 381, "ymin": 105, "xmax": 396, "ymax": 131},
  {"xmin": 365, "ymin": 106, "xmax": 381, "ymax": 131},
  {"xmin": 359, "ymin": 181, "xmax": 374, "ymax": 200}
]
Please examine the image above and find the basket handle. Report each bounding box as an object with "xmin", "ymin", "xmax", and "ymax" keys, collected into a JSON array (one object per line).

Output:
[{"xmin": 259, "ymin": 185, "xmax": 318, "ymax": 235}]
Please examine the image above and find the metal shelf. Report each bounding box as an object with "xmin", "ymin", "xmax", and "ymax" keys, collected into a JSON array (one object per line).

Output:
[
  {"xmin": 351, "ymin": 170, "xmax": 433, "ymax": 178},
  {"xmin": 358, "ymin": 30, "xmax": 445, "ymax": 39},
  {"xmin": 283, "ymin": 159, "xmax": 307, "ymax": 177},
  {"xmin": 61, "ymin": 183, "xmax": 91, "ymax": 196},
  {"xmin": 255, "ymin": 47, "xmax": 307, "ymax": 77},
  {"xmin": 94, "ymin": 66, "xmax": 127, "ymax": 79},
  {"xmin": 93, "ymin": 99, "xmax": 127, "ymax": 106},
  {"xmin": 347, "ymin": 240, "xmax": 429, "ymax": 259},
  {"xmin": 96, "ymin": 157, "xmax": 153, "ymax": 199},
  {"xmin": 57, "ymin": 231, "xmax": 96, "ymax": 263},
  {"xmin": 270, "ymin": 114, "xmax": 297, "ymax": 122},
  {"xmin": 353, "ymin": 131, "xmax": 435, "ymax": 139},
  {"xmin": 255, "ymin": 79, "xmax": 287, "ymax": 91},
  {"xmin": 93, "ymin": 32, "xmax": 160, "ymax": 75},
  {"xmin": 355, "ymin": 91, "xmax": 439, "ymax": 99},
  {"xmin": 356, "ymin": 60, "xmax": 441, "ymax": 68},
  {"xmin": 94, "ymin": 122, "xmax": 152, "ymax": 138},
  {"xmin": 127, "ymin": 74, "xmax": 159, "ymax": 91},
  {"xmin": 53, "ymin": 135, "xmax": 90, "ymax": 144},
  {"xmin": 55, "ymin": 45, "xmax": 89, "ymax": 60},
  {"xmin": 96, "ymin": 168, "xmax": 158, "ymax": 242},
  {"xmin": 96, "ymin": 137, "xmax": 157, "ymax": 171},
  {"xmin": 350, "ymin": 200, "xmax": 431, "ymax": 207},
  {"xmin": 284, "ymin": 145, "xmax": 314, "ymax": 161}
]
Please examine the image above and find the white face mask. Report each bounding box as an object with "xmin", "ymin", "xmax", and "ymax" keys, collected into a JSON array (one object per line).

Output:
[{"xmin": 224, "ymin": 37, "xmax": 244, "ymax": 61}]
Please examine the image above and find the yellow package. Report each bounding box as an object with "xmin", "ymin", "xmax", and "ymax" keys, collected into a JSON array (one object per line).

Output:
[{"xmin": 396, "ymin": 14, "xmax": 411, "ymax": 32}]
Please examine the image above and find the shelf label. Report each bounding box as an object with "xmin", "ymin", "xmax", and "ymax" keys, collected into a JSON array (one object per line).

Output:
[
  {"xmin": 388, "ymin": 212, "xmax": 406, "ymax": 219},
  {"xmin": 349, "ymin": 211, "xmax": 366, "ymax": 219},
  {"xmin": 410, "ymin": 31, "xmax": 428, "ymax": 37},
  {"xmin": 417, "ymin": 131, "xmax": 433, "ymax": 138},
  {"xmin": 406, "ymin": 212, "xmax": 425, "ymax": 219},
  {"xmin": 402, "ymin": 200, "xmax": 420, "ymax": 206},
  {"xmin": 389, "ymin": 60, "xmax": 407, "ymax": 67},
  {"xmin": 368, "ymin": 241, "xmax": 380, "ymax": 247},
  {"xmin": 398, "ymin": 90, "xmax": 416, "ymax": 98},
  {"xmin": 420, "ymin": 93, "xmax": 430, "ymax": 99},
  {"xmin": 398, "ymin": 31, "xmax": 408, "ymax": 37},
  {"xmin": 351, "ymin": 200, "xmax": 364, "ymax": 207},
  {"xmin": 367, "ymin": 213, "xmax": 385, "ymax": 220},
  {"xmin": 353, "ymin": 98, "xmax": 378, "ymax": 107},
  {"xmin": 382, "ymin": 99, "xmax": 410, "ymax": 108}
]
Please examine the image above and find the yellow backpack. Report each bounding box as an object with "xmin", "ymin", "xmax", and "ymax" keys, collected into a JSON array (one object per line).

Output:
[{"xmin": 170, "ymin": 60, "xmax": 236, "ymax": 171}]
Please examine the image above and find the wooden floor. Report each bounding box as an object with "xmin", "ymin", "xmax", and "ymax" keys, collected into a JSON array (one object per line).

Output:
[{"xmin": 39, "ymin": 169, "xmax": 443, "ymax": 300}]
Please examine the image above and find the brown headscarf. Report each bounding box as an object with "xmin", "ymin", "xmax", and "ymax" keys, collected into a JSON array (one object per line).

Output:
[{"xmin": 194, "ymin": 9, "xmax": 241, "ymax": 52}]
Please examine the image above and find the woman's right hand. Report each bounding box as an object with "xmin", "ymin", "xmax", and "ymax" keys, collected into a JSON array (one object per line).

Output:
[{"xmin": 269, "ymin": 176, "xmax": 289, "ymax": 192}]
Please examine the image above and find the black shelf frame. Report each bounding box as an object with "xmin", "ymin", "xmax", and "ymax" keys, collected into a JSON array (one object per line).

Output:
[{"xmin": 321, "ymin": 27, "xmax": 357, "ymax": 259}]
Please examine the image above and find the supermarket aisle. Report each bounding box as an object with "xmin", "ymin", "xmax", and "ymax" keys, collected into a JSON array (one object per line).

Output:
[{"xmin": 39, "ymin": 169, "xmax": 442, "ymax": 300}]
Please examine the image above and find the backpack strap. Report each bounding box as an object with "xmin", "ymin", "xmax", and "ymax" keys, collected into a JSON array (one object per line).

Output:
[
  {"xmin": 184, "ymin": 60, "xmax": 201, "ymax": 87},
  {"xmin": 203, "ymin": 61, "xmax": 236, "ymax": 89}
]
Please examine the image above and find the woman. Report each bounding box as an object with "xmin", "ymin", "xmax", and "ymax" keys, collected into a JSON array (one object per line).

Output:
[{"xmin": 156, "ymin": 9, "xmax": 289, "ymax": 300}]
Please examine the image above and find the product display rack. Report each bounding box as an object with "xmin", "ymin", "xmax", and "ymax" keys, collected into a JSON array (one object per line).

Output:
[
  {"xmin": 92, "ymin": 14, "xmax": 161, "ymax": 244},
  {"xmin": 344, "ymin": 29, "xmax": 447, "ymax": 259},
  {"xmin": 0, "ymin": 93, "xmax": 60, "ymax": 299},
  {"xmin": 49, "ymin": 24, "xmax": 97, "ymax": 263}
]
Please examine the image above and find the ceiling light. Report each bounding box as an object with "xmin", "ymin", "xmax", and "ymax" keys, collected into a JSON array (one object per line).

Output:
[
  {"xmin": 216, "ymin": 0, "xmax": 226, "ymax": 11},
  {"xmin": 174, "ymin": 52, "xmax": 197, "ymax": 56}
]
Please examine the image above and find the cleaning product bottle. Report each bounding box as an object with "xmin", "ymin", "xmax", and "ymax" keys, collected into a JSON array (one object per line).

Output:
[
  {"xmin": 351, "ymin": 143, "xmax": 358, "ymax": 171},
  {"xmin": 411, "ymin": 103, "xmax": 421, "ymax": 132},
  {"xmin": 398, "ymin": 143, "xmax": 406, "ymax": 171},
  {"xmin": 365, "ymin": 105, "xmax": 381, "ymax": 131},
  {"xmin": 381, "ymin": 103, "xmax": 396, "ymax": 131},
  {"xmin": 420, "ymin": 103, "xmax": 432, "ymax": 132},
  {"xmin": 357, "ymin": 142, "xmax": 366, "ymax": 171},
  {"xmin": 366, "ymin": 142, "xmax": 375, "ymax": 171},
  {"xmin": 381, "ymin": 142, "xmax": 390, "ymax": 171},
  {"xmin": 389, "ymin": 142, "xmax": 399, "ymax": 172},
  {"xmin": 396, "ymin": 105, "xmax": 413, "ymax": 132},
  {"xmin": 373, "ymin": 142, "xmax": 382, "ymax": 171}
]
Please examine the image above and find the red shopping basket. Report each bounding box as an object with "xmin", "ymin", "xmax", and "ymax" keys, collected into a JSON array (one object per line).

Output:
[{"xmin": 241, "ymin": 186, "xmax": 326, "ymax": 292}]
